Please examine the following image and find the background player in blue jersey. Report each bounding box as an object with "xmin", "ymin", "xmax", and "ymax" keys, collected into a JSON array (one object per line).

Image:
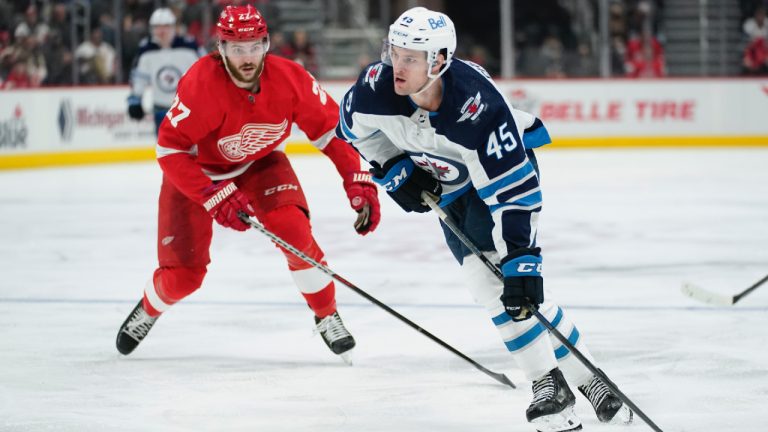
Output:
[
  {"xmin": 336, "ymin": 7, "xmax": 633, "ymax": 432},
  {"xmin": 127, "ymin": 8, "xmax": 204, "ymax": 133}
]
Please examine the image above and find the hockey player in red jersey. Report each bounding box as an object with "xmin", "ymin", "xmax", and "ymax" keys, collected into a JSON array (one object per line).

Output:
[{"xmin": 115, "ymin": 4, "xmax": 380, "ymax": 363}]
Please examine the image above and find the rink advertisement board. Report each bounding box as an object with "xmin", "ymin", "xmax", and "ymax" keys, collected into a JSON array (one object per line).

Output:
[{"xmin": 1, "ymin": 78, "xmax": 767, "ymax": 169}]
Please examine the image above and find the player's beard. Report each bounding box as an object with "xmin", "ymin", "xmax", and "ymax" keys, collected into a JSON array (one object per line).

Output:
[{"xmin": 224, "ymin": 56, "xmax": 264, "ymax": 88}]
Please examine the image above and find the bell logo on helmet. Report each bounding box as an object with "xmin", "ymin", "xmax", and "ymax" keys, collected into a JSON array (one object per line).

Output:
[{"xmin": 428, "ymin": 16, "xmax": 447, "ymax": 30}]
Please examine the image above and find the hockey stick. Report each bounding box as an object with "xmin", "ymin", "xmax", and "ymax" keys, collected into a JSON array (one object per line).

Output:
[
  {"xmin": 681, "ymin": 274, "xmax": 768, "ymax": 306},
  {"xmin": 423, "ymin": 194, "xmax": 664, "ymax": 432},
  {"xmin": 237, "ymin": 212, "xmax": 515, "ymax": 389}
]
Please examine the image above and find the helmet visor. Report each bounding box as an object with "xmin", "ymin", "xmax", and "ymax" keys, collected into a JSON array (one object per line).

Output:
[
  {"xmin": 381, "ymin": 40, "xmax": 428, "ymax": 70},
  {"xmin": 222, "ymin": 38, "xmax": 270, "ymax": 58}
]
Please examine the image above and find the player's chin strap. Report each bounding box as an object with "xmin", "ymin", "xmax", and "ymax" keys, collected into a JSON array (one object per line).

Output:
[
  {"xmin": 412, "ymin": 59, "xmax": 450, "ymax": 96},
  {"xmin": 422, "ymin": 192, "xmax": 665, "ymax": 432},
  {"xmin": 237, "ymin": 211, "xmax": 516, "ymax": 389}
]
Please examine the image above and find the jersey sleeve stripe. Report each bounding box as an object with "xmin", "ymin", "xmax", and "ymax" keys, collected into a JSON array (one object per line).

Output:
[
  {"xmin": 156, "ymin": 144, "xmax": 197, "ymax": 158},
  {"xmin": 476, "ymin": 160, "xmax": 535, "ymax": 200},
  {"xmin": 338, "ymin": 104, "xmax": 359, "ymax": 141},
  {"xmin": 489, "ymin": 190, "xmax": 542, "ymax": 213},
  {"xmin": 438, "ymin": 183, "xmax": 473, "ymax": 207},
  {"xmin": 496, "ymin": 174, "xmax": 539, "ymax": 203},
  {"xmin": 523, "ymin": 123, "xmax": 552, "ymax": 149}
]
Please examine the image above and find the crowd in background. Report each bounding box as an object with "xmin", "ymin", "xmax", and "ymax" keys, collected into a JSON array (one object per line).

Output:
[
  {"xmin": 0, "ymin": 0, "xmax": 318, "ymax": 89},
  {"xmin": 1, "ymin": 0, "xmax": 767, "ymax": 90}
]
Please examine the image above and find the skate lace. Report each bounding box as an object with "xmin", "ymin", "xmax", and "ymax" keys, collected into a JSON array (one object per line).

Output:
[
  {"xmin": 123, "ymin": 307, "xmax": 156, "ymax": 341},
  {"xmin": 531, "ymin": 372, "xmax": 556, "ymax": 404},
  {"xmin": 315, "ymin": 313, "xmax": 351, "ymax": 343},
  {"xmin": 580, "ymin": 377, "xmax": 610, "ymax": 410}
]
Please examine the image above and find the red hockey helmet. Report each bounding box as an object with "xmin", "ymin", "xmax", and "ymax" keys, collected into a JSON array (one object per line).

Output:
[{"xmin": 216, "ymin": 4, "xmax": 268, "ymax": 41}]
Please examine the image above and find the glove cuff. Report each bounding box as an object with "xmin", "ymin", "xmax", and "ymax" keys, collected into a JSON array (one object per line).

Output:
[
  {"xmin": 372, "ymin": 156, "xmax": 414, "ymax": 191},
  {"xmin": 501, "ymin": 254, "xmax": 542, "ymax": 277},
  {"xmin": 127, "ymin": 95, "xmax": 141, "ymax": 105}
]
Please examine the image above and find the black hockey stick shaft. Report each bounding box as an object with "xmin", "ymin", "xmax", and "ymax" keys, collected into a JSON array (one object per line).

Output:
[
  {"xmin": 237, "ymin": 212, "xmax": 515, "ymax": 389},
  {"xmin": 733, "ymin": 274, "xmax": 768, "ymax": 304},
  {"xmin": 423, "ymin": 194, "xmax": 663, "ymax": 432}
]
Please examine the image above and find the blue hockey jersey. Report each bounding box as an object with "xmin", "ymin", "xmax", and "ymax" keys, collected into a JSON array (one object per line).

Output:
[{"xmin": 335, "ymin": 59, "xmax": 552, "ymax": 259}]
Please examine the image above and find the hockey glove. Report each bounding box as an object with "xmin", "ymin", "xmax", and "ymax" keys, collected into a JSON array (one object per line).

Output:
[
  {"xmin": 343, "ymin": 171, "xmax": 381, "ymax": 235},
  {"xmin": 201, "ymin": 180, "xmax": 255, "ymax": 232},
  {"xmin": 371, "ymin": 154, "xmax": 442, "ymax": 213},
  {"xmin": 127, "ymin": 95, "xmax": 145, "ymax": 120},
  {"xmin": 500, "ymin": 247, "xmax": 544, "ymax": 321}
]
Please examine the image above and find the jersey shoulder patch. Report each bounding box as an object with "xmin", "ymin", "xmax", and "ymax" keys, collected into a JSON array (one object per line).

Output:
[{"xmin": 345, "ymin": 62, "xmax": 402, "ymax": 117}]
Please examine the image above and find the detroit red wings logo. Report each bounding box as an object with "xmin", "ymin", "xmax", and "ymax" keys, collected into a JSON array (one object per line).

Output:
[{"xmin": 217, "ymin": 119, "xmax": 288, "ymax": 162}]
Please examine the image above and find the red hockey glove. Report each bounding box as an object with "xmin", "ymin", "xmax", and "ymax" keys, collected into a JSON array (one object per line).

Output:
[
  {"xmin": 201, "ymin": 180, "xmax": 255, "ymax": 231},
  {"xmin": 344, "ymin": 171, "xmax": 380, "ymax": 235}
]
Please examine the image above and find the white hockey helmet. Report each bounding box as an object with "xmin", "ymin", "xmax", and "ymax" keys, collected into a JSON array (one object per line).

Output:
[
  {"xmin": 385, "ymin": 7, "xmax": 456, "ymax": 79},
  {"xmin": 149, "ymin": 8, "xmax": 176, "ymax": 26}
]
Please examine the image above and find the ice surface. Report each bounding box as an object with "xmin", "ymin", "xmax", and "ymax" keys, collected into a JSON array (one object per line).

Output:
[{"xmin": 1, "ymin": 148, "xmax": 767, "ymax": 431}]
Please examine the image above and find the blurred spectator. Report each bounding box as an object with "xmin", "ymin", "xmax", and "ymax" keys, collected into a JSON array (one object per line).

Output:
[
  {"xmin": 540, "ymin": 34, "xmax": 566, "ymax": 78},
  {"xmin": 2, "ymin": 62, "xmax": 31, "ymax": 89},
  {"xmin": 611, "ymin": 36, "xmax": 628, "ymax": 76},
  {"xmin": 47, "ymin": 2, "xmax": 71, "ymax": 48},
  {"xmin": 14, "ymin": 4, "xmax": 49, "ymax": 45},
  {"xmin": 609, "ymin": 2, "xmax": 627, "ymax": 39},
  {"xmin": 75, "ymin": 28, "xmax": 116, "ymax": 84},
  {"xmin": 270, "ymin": 31, "xmax": 295, "ymax": 59},
  {"xmin": 742, "ymin": 37, "xmax": 768, "ymax": 74},
  {"xmin": 565, "ymin": 42, "xmax": 599, "ymax": 77},
  {"xmin": 625, "ymin": 30, "xmax": 666, "ymax": 77},
  {"xmin": 743, "ymin": 5, "xmax": 767, "ymax": 40},
  {"xmin": 741, "ymin": 5, "xmax": 767, "ymax": 75},
  {"xmin": 289, "ymin": 30, "xmax": 318, "ymax": 75}
]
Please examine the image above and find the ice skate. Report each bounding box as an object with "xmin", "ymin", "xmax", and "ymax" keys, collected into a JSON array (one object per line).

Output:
[
  {"xmin": 527, "ymin": 368, "xmax": 582, "ymax": 432},
  {"xmin": 116, "ymin": 300, "xmax": 159, "ymax": 355},
  {"xmin": 578, "ymin": 373, "xmax": 633, "ymax": 424},
  {"xmin": 315, "ymin": 312, "xmax": 356, "ymax": 365}
]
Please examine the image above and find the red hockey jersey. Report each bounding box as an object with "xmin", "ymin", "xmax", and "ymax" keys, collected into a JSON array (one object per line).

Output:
[{"xmin": 156, "ymin": 53, "xmax": 359, "ymax": 203}]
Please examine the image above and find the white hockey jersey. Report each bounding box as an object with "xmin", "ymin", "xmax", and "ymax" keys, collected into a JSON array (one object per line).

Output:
[
  {"xmin": 335, "ymin": 59, "xmax": 552, "ymax": 259},
  {"xmin": 129, "ymin": 36, "xmax": 203, "ymax": 109}
]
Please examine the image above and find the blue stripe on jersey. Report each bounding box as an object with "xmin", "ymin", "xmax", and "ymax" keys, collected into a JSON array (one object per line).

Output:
[
  {"xmin": 439, "ymin": 183, "xmax": 473, "ymax": 208},
  {"xmin": 523, "ymin": 120, "xmax": 551, "ymax": 149},
  {"xmin": 554, "ymin": 327, "xmax": 581, "ymax": 359},
  {"xmin": 338, "ymin": 103, "xmax": 358, "ymax": 141},
  {"xmin": 476, "ymin": 161, "xmax": 536, "ymax": 200},
  {"xmin": 489, "ymin": 190, "xmax": 542, "ymax": 213},
  {"xmin": 501, "ymin": 254, "xmax": 542, "ymax": 277},
  {"xmin": 496, "ymin": 175, "xmax": 539, "ymax": 204}
]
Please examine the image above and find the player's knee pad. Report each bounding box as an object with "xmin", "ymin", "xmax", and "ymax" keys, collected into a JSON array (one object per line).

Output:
[
  {"xmin": 152, "ymin": 266, "xmax": 207, "ymax": 304},
  {"xmin": 261, "ymin": 206, "xmax": 323, "ymax": 268},
  {"xmin": 461, "ymin": 254, "xmax": 503, "ymax": 308}
]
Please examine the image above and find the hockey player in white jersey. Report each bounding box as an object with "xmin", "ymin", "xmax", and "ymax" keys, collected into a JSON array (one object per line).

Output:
[
  {"xmin": 336, "ymin": 7, "xmax": 633, "ymax": 432},
  {"xmin": 127, "ymin": 8, "xmax": 203, "ymax": 133}
]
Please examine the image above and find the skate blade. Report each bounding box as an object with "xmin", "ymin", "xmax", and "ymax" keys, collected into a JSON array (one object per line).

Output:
[
  {"xmin": 531, "ymin": 405, "xmax": 582, "ymax": 432},
  {"xmin": 339, "ymin": 349, "xmax": 354, "ymax": 366},
  {"xmin": 609, "ymin": 404, "xmax": 634, "ymax": 425}
]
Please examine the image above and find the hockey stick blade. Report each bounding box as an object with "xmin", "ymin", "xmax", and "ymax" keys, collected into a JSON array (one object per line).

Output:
[
  {"xmin": 680, "ymin": 283, "xmax": 735, "ymax": 306},
  {"xmin": 682, "ymin": 274, "xmax": 768, "ymax": 306}
]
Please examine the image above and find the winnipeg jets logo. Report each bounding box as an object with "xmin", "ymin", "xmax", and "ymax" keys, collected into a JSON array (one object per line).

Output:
[
  {"xmin": 411, "ymin": 153, "xmax": 468, "ymax": 186},
  {"xmin": 457, "ymin": 91, "xmax": 486, "ymax": 123},
  {"xmin": 217, "ymin": 119, "xmax": 288, "ymax": 162},
  {"xmin": 364, "ymin": 64, "xmax": 383, "ymax": 91}
]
